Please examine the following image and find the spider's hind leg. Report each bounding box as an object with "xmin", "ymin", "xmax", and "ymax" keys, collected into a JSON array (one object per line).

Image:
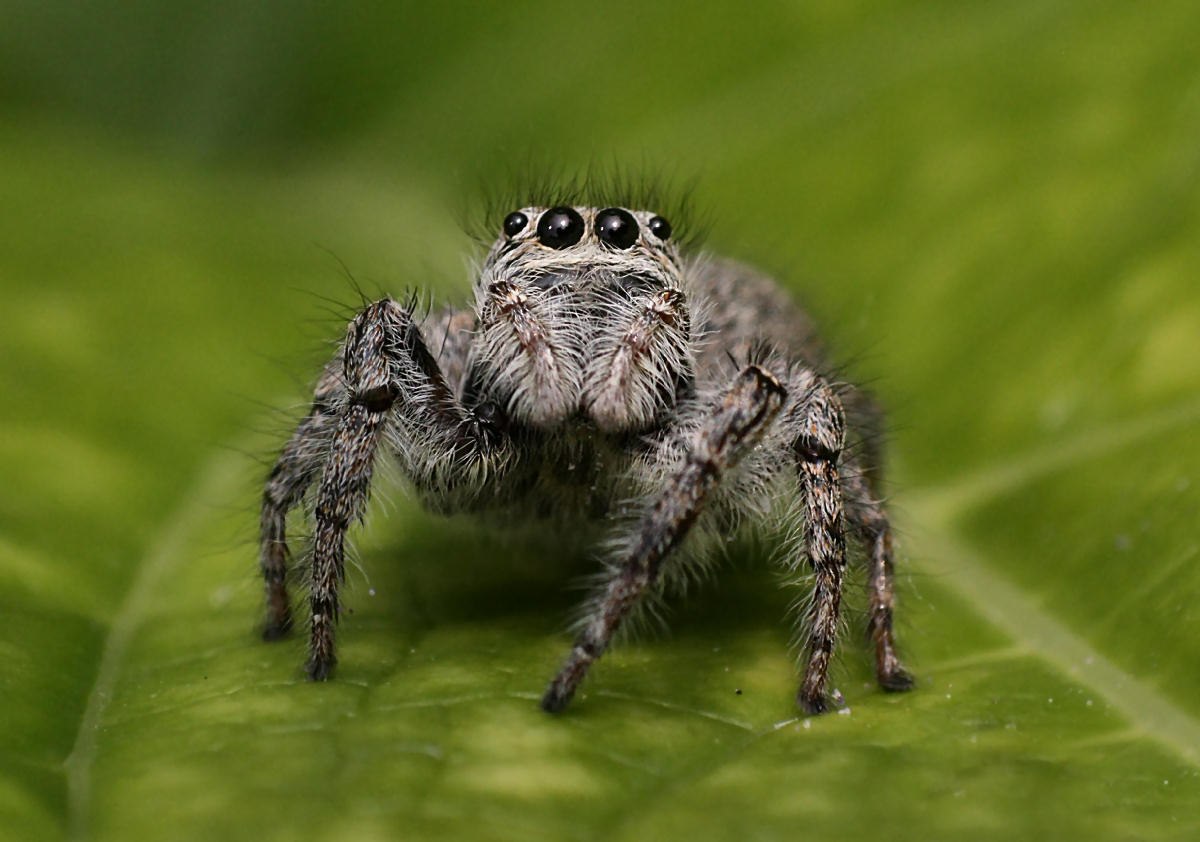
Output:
[
  {"xmin": 842, "ymin": 459, "xmax": 915, "ymax": 693},
  {"xmin": 259, "ymin": 359, "xmax": 344, "ymax": 640}
]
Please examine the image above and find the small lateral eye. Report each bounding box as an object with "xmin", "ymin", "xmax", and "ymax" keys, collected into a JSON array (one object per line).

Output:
[
  {"xmin": 536, "ymin": 206, "xmax": 585, "ymax": 249},
  {"xmin": 648, "ymin": 216, "xmax": 672, "ymax": 241},
  {"xmin": 503, "ymin": 211, "xmax": 528, "ymax": 237},
  {"xmin": 594, "ymin": 207, "xmax": 639, "ymax": 249}
]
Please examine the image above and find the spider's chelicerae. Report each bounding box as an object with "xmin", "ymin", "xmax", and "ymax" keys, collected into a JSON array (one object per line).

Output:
[{"xmin": 258, "ymin": 201, "xmax": 914, "ymax": 715}]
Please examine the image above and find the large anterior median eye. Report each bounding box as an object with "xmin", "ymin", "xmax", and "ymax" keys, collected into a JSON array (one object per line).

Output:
[
  {"xmin": 594, "ymin": 207, "xmax": 639, "ymax": 249},
  {"xmin": 536, "ymin": 206, "xmax": 585, "ymax": 249}
]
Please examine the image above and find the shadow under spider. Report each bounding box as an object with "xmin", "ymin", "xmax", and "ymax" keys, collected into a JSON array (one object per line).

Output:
[{"xmin": 349, "ymin": 518, "xmax": 803, "ymax": 643}]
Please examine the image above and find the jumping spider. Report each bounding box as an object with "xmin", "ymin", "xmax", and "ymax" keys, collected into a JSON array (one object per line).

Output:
[{"xmin": 258, "ymin": 202, "xmax": 914, "ymax": 715}]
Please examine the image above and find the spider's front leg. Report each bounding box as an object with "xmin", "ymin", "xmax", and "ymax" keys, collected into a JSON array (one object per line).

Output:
[
  {"xmin": 261, "ymin": 298, "xmax": 501, "ymax": 681},
  {"xmin": 786, "ymin": 370, "xmax": 855, "ymax": 715},
  {"xmin": 541, "ymin": 365, "xmax": 786, "ymax": 713}
]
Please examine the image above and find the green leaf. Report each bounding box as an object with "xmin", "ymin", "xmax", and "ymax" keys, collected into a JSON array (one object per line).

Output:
[{"xmin": 3, "ymin": 2, "xmax": 1200, "ymax": 840}]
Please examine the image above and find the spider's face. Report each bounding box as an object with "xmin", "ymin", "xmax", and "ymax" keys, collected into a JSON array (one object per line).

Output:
[{"xmin": 469, "ymin": 206, "xmax": 693, "ymax": 432}]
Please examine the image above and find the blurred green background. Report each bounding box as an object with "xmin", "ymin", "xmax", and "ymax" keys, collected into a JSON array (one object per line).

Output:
[{"xmin": 3, "ymin": 1, "xmax": 1200, "ymax": 840}]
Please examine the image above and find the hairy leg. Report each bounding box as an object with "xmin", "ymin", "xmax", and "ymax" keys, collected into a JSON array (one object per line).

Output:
[
  {"xmin": 261, "ymin": 297, "xmax": 503, "ymax": 680},
  {"xmin": 842, "ymin": 461, "xmax": 914, "ymax": 692},
  {"xmin": 785, "ymin": 371, "xmax": 851, "ymax": 715},
  {"xmin": 541, "ymin": 365, "xmax": 786, "ymax": 713},
  {"xmin": 259, "ymin": 359, "xmax": 343, "ymax": 639}
]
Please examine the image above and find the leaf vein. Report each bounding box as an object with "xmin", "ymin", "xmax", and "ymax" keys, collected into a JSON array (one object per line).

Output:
[{"xmin": 62, "ymin": 451, "xmax": 246, "ymax": 841}]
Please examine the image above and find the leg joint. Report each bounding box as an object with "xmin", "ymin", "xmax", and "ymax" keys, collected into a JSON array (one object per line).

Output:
[
  {"xmin": 350, "ymin": 383, "xmax": 398, "ymax": 413},
  {"xmin": 794, "ymin": 436, "xmax": 840, "ymax": 463}
]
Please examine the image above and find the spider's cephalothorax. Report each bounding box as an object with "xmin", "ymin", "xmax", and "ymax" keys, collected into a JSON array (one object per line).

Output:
[
  {"xmin": 258, "ymin": 203, "xmax": 915, "ymax": 715},
  {"xmin": 467, "ymin": 205, "xmax": 692, "ymax": 434}
]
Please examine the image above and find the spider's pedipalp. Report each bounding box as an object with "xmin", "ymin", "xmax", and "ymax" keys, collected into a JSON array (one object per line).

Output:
[
  {"xmin": 469, "ymin": 277, "xmax": 583, "ymax": 427},
  {"xmin": 584, "ymin": 286, "xmax": 693, "ymax": 432}
]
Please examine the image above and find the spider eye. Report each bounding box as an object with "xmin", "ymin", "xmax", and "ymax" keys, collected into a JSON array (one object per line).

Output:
[
  {"xmin": 594, "ymin": 208, "xmax": 639, "ymax": 249},
  {"xmin": 536, "ymin": 207, "xmax": 584, "ymax": 249},
  {"xmin": 648, "ymin": 216, "xmax": 672, "ymax": 241},
  {"xmin": 503, "ymin": 211, "xmax": 528, "ymax": 237}
]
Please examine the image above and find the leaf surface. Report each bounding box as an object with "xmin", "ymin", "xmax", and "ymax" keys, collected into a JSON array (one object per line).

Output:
[{"xmin": 2, "ymin": 2, "xmax": 1200, "ymax": 839}]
